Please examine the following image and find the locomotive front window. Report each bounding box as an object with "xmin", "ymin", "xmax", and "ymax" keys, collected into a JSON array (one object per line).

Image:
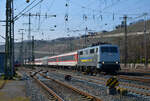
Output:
[
  {"xmin": 101, "ymin": 47, "xmax": 118, "ymax": 53},
  {"xmin": 101, "ymin": 47, "xmax": 109, "ymax": 53},
  {"xmin": 90, "ymin": 49, "xmax": 95, "ymax": 54},
  {"xmin": 110, "ymin": 47, "xmax": 118, "ymax": 53}
]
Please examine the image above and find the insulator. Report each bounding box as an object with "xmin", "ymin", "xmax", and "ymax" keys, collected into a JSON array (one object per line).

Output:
[
  {"xmin": 65, "ymin": 3, "xmax": 68, "ymax": 7},
  {"xmin": 26, "ymin": 0, "xmax": 30, "ymax": 3},
  {"xmin": 65, "ymin": 18, "xmax": 68, "ymax": 21}
]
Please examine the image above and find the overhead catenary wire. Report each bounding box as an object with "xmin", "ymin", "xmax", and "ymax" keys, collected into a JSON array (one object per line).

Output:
[
  {"xmin": 71, "ymin": 0, "xmax": 122, "ymax": 14},
  {"xmin": 14, "ymin": 0, "xmax": 27, "ymax": 13},
  {"xmin": 37, "ymin": 0, "xmax": 56, "ymax": 31},
  {"xmin": 12, "ymin": 0, "xmax": 150, "ymax": 42},
  {"xmin": 65, "ymin": 0, "xmax": 70, "ymax": 32},
  {"xmin": 68, "ymin": 0, "xmax": 123, "ymax": 32},
  {"xmin": 73, "ymin": 0, "xmax": 150, "ymax": 33},
  {"xmin": 38, "ymin": 3, "xmax": 42, "ymax": 30},
  {"xmin": 45, "ymin": 0, "xmax": 56, "ymax": 13},
  {"xmin": 14, "ymin": 0, "xmax": 38, "ymax": 20},
  {"xmin": 71, "ymin": 0, "xmax": 150, "ymax": 16},
  {"xmin": 0, "ymin": 35, "xmax": 5, "ymax": 39},
  {"xmin": 14, "ymin": 0, "xmax": 44, "ymax": 21}
]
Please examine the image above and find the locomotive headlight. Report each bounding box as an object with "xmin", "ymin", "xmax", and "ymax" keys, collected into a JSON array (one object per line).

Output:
[
  {"xmin": 102, "ymin": 61, "xmax": 104, "ymax": 64},
  {"xmin": 116, "ymin": 62, "xmax": 119, "ymax": 64}
]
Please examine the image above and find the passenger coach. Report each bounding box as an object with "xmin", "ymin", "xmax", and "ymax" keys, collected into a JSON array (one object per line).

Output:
[{"xmin": 48, "ymin": 51, "xmax": 78, "ymax": 67}]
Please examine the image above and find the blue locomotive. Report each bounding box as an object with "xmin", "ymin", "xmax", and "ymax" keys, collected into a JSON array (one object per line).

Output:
[{"xmin": 77, "ymin": 44, "xmax": 120, "ymax": 73}]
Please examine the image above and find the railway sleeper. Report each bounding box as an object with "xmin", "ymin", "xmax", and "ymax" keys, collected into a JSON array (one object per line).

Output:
[{"xmin": 81, "ymin": 95, "xmax": 94, "ymax": 101}]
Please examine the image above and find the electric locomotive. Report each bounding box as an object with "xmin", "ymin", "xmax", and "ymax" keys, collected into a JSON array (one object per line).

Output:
[{"xmin": 77, "ymin": 44, "xmax": 120, "ymax": 72}]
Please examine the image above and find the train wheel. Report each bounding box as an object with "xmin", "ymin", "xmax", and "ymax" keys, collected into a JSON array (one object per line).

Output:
[
  {"xmin": 81, "ymin": 67, "xmax": 84, "ymax": 72},
  {"xmin": 86, "ymin": 67, "xmax": 90, "ymax": 75},
  {"xmin": 90, "ymin": 68, "xmax": 95, "ymax": 76},
  {"xmin": 97, "ymin": 69, "xmax": 102, "ymax": 73},
  {"xmin": 93, "ymin": 68, "xmax": 98, "ymax": 76},
  {"xmin": 77, "ymin": 66, "xmax": 80, "ymax": 72}
]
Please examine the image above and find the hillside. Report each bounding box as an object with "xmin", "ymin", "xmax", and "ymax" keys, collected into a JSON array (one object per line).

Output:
[{"xmin": 99, "ymin": 19, "xmax": 150, "ymax": 35}]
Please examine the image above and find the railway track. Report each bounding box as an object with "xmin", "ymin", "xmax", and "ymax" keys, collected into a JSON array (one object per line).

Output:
[
  {"xmin": 58, "ymin": 68, "xmax": 150, "ymax": 84},
  {"xmin": 20, "ymin": 67, "xmax": 150, "ymax": 101},
  {"xmin": 46, "ymin": 69, "xmax": 150, "ymax": 98},
  {"xmin": 23, "ymin": 70, "xmax": 63, "ymax": 101},
  {"xmin": 121, "ymin": 68, "xmax": 150, "ymax": 74},
  {"xmin": 84, "ymin": 76, "xmax": 150, "ymax": 97},
  {"xmin": 119, "ymin": 75, "xmax": 150, "ymax": 83},
  {"xmin": 75, "ymin": 75, "xmax": 150, "ymax": 97},
  {"xmin": 38, "ymin": 72, "xmax": 102, "ymax": 101},
  {"xmin": 32, "ymin": 76, "xmax": 64, "ymax": 101},
  {"xmin": 28, "ymin": 69, "xmax": 103, "ymax": 101}
]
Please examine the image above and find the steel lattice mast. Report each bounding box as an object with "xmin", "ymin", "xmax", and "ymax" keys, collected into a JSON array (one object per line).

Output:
[{"xmin": 5, "ymin": 0, "xmax": 14, "ymax": 79}]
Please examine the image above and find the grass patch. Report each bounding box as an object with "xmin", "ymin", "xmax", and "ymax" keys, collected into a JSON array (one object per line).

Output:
[
  {"xmin": 0, "ymin": 96, "xmax": 30, "ymax": 101},
  {"xmin": 0, "ymin": 74, "xmax": 5, "ymax": 80},
  {"xmin": 0, "ymin": 80, "xmax": 4, "ymax": 86},
  {"xmin": 7, "ymin": 97, "xmax": 30, "ymax": 101},
  {"xmin": 0, "ymin": 80, "xmax": 6, "ymax": 89},
  {"xmin": 0, "ymin": 92, "xmax": 5, "ymax": 96}
]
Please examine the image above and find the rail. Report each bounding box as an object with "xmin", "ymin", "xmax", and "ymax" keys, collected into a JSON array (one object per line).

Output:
[
  {"xmin": 49, "ymin": 70, "xmax": 150, "ymax": 97},
  {"xmin": 30, "ymin": 72, "xmax": 64, "ymax": 101},
  {"xmin": 39, "ymin": 73, "xmax": 102, "ymax": 101}
]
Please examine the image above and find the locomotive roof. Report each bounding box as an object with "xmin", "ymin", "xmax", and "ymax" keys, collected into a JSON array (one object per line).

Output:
[{"xmin": 78, "ymin": 44, "xmax": 118, "ymax": 51}]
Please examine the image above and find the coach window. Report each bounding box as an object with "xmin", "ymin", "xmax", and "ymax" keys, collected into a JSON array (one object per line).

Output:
[
  {"xmin": 90, "ymin": 49, "xmax": 94, "ymax": 54},
  {"xmin": 79, "ymin": 51, "xmax": 83, "ymax": 55}
]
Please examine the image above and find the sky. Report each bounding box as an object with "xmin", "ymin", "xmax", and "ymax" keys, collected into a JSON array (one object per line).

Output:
[{"xmin": 0, "ymin": 0, "xmax": 150, "ymax": 44}]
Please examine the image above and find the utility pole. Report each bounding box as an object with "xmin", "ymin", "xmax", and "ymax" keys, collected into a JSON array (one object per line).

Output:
[
  {"xmin": 22, "ymin": 13, "xmax": 32, "ymax": 63},
  {"xmin": 123, "ymin": 15, "xmax": 128, "ymax": 68},
  {"xmin": 31, "ymin": 36, "xmax": 34, "ymax": 64},
  {"xmin": 143, "ymin": 13, "xmax": 148, "ymax": 69},
  {"xmin": 12, "ymin": 0, "xmax": 15, "ymax": 76},
  {"xmin": 67, "ymin": 34, "xmax": 72, "ymax": 51},
  {"xmin": 85, "ymin": 26, "xmax": 88, "ymax": 48},
  {"xmin": 5, "ymin": 0, "xmax": 14, "ymax": 79},
  {"xmin": 120, "ymin": 15, "xmax": 132, "ymax": 68},
  {"xmin": 28, "ymin": 13, "xmax": 31, "ymax": 62},
  {"xmin": 29, "ymin": 13, "xmax": 31, "ymax": 41},
  {"xmin": 24, "ymin": 47, "xmax": 27, "ymax": 64},
  {"xmin": 18, "ymin": 29, "xmax": 25, "ymax": 66}
]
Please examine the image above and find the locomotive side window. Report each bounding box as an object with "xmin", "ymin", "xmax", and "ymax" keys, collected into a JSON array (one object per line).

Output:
[
  {"xmin": 96, "ymin": 48, "xmax": 98, "ymax": 53},
  {"xmin": 79, "ymin": 51, "xmax": 83, "ymax": 55},
  {"xmin": 85, "ymin": 50, "xmax": 88, "ymax": 55},
  {"xmin": 90, "ymin": 49, "xmax": 94, "ymax": 54}
]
